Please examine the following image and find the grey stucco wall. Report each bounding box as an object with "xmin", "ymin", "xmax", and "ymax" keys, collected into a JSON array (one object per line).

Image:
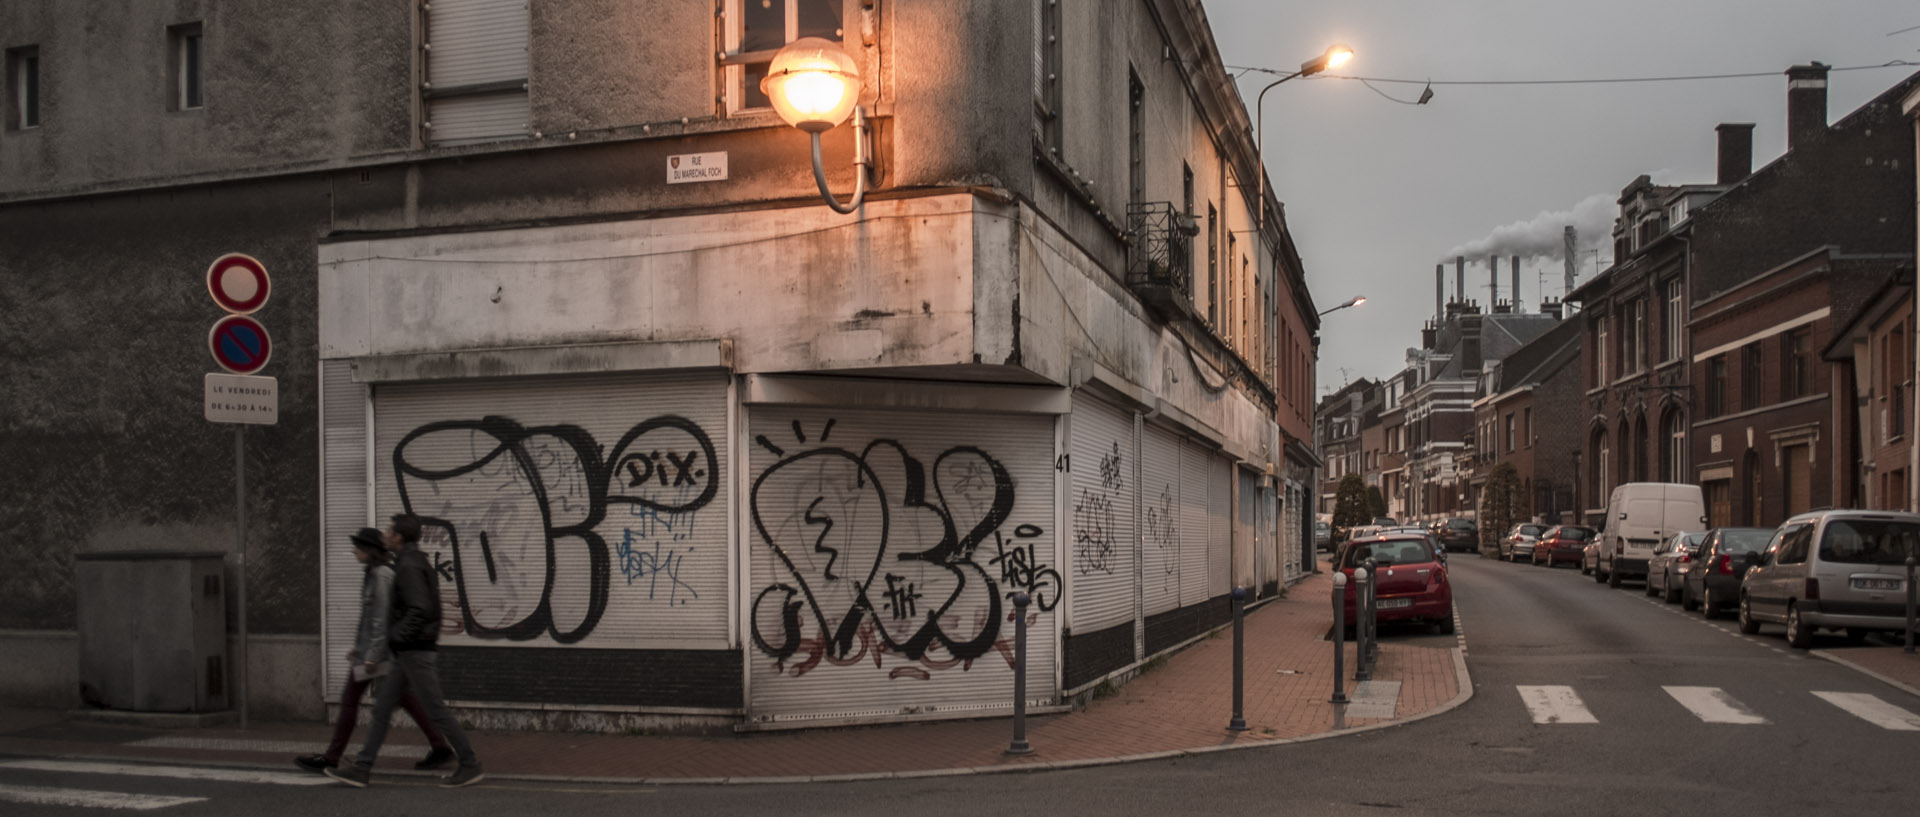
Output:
[{"xmin": 0, "ymin": 177, "xmax": 329, "ymax": 633}]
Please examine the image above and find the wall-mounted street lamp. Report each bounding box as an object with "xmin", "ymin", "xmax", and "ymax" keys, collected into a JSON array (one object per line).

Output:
[
  {"xmin": 761, "ymin": 37, "xmax": 870, "ymax": 214},
  {"xmin": 1318, "ymin": 295, "xmax": 1366, "ymax": 317},
  {"xmin": 1255, "ymin": 44, "xmax": 1352, "ymax": 236}
]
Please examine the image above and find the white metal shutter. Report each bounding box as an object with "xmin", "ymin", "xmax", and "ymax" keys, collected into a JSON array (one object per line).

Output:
[
  {"xmin": 1139, "ymin": 423, "xmax": 1181, "ymax": 616},
  {"xmin": 1215, "ymin": 454, "xmax": 1242, "ymax": 590},
  {"xmin": 744, "ymin": 405, "xmax": 1059, "ymax": 722},
  {"xmin": 425, "ymin": 0, "xmax": 529, "ymax": 145},
  {"xmin": 1184, "ymin": 438, "xmax": 1227, "ymax": 600},
  {"xmin": 1068, "ymin": 394, "xmax": 1136, "ymax": 633},
  {"xmin": 320, "ymin": 360, "xmax": 369, "ymax": 702},
  {"xmin": 369, "ymin": 371, "xmax": 730, "ymax": 650}
]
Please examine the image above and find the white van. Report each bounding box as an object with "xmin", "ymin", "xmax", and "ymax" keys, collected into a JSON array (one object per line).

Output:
[{"xmin": 1594, "ymin": 482, "xmax": 1707, "ymax": 589}]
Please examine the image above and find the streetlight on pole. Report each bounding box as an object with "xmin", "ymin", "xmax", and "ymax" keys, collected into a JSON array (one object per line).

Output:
[
  {"xmin": 1254, "ymin": 44, "xmax": 1353, "ymax": 238},
  {"xmin": 1318, "ymin": 295, "xmax": 1366, "ymax": 318}
]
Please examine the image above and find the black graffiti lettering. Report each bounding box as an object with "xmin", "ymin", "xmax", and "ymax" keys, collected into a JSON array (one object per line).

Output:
[
  {"xmin": 432, "ymin": 552, "xmax": 456, "ymax": 582},
  {"xmin": 393, "ymin": 414, "xmax": 718, "ymax": 644},
  {"xmin": 1073, "ymin": 488, "xmax": 1116, "ymax": 575},
  {"xmin": 989, "ymin": 529, "xmax": 1061, "ymax": 611},
  {"xmin": 665, "ymin": 450, "xmax": 702, "ymax": 486},
  {"xmin": 1099, "ymin": 441, "xmax": 1124, "ymax": 490},
  {"xmin": 748, "ymin": 420, "xmax": 1049, "ymax": 670},
  {"xmin": 882, "ymin": 573, "xmax": 921, "ymax": 620}
]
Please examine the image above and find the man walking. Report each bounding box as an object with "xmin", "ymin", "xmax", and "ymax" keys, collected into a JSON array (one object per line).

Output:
[
  {"xmin": 326, "ymin": 514, "xmax": 484, "ymax": 788},
  {"xmin": 294, "ymin": 527, "xmax": 453, "ymax": 774}
]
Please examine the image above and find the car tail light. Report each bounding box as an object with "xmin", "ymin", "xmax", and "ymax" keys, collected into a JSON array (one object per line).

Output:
[
  {"xmin": 1718, "ymin": 554, "xmax": 1734, "ymax": 575},
  {"xmin": 1804, "ymin": 578, "xmax": 1820, "ymax": 600},
  {"xmin": 1678, "ymin": 553, "xmax": 1691, "ymax": 564},
  {"xmin": 1615, "ymin": 541, "xmax": 1624, "ymax": 555}
]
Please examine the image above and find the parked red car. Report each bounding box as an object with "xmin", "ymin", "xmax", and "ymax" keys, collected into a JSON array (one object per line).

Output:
[
  {"xmin": 1532, "ymin": 525, "xmax": 1595, "ymax": 567},
  {"xmin": 1335, "ymin": 534, "xmax": 1454, "ymax": 634}
]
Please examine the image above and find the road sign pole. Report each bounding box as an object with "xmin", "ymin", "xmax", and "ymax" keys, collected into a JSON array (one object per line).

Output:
[{"xmin": 235, "ymin": 426, "xmax": 248, "ymax": 730}]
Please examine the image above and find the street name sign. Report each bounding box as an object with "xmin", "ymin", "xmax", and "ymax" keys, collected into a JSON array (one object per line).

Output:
[
  {"xmin": 204, "ymin": 373, "xmax": 278, "ymax": 425},
  {"xmin": 667, "ymin": 151, "xmax": 728, "ymax": 183}
]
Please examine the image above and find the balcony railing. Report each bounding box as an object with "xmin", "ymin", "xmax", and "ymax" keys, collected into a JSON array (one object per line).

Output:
[{"xmin": 1125, "ymin": 202, "xmax": 1197, "ymax": 320}]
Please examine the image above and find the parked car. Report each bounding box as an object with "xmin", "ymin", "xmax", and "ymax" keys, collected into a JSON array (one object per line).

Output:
[
  {"xmin": 1500, "ymin": 523, "xmax": 1549, "ymax": 562},
  {"xmin": 1372, "ymin": 516, "xmax": 1398, "ymax": 527},
  {"xmin": 1739, "ymin": 510, "xmax": 1920, "ymax": 648},
  {"xmin": 1645, "ymin": 531, "xmax": 1707, "ymax": 602},
  {"xmin": 1383, "ymin": 527, "xmax": 1447, "ymax": 563},
  {"xmin": 1435, "ymin": 517, "xmax": 1479, "ymax": 552},
  {"xmin": 1536, "ymin": 525, "xmax": 1595, "ymax": 568},
  {"xmin": 1595, "ymin": 483, "xmax": 1707, "ymax": 588},
  {"xmin": 1334, "ymin": 533, "xmax": 1454, "ymax": 635},
  {"xmin": 1314, "ymin": 520, "xmax": 1333, "ymax": 551},
  {"xmin": 1680, "ymin": 527, "xmax": 1774, "ymax": 617}
]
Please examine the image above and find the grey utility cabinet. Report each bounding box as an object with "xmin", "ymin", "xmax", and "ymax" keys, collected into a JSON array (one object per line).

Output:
[{"xmin": 75, "ymin": 551, "xmax": 229, "ymax": 712}]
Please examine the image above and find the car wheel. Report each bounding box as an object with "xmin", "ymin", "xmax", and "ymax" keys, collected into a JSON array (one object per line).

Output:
[
  {"xmin": 1644, "ymin": 571, "xmax": 1660, "ymax": 596},
  {"xmin": 1681, "ymin": 583, "xmax": 1699, "ymax": 611},
  {"xmin": 1701, "ymin": 586, "xmax": 1719, "ymax": 620},
  {"xmin": 1737, "ymin": 594, "xmax": 1761, "ymax": 634},
  {"xmin": 1845, "ymin": 628, "xmax": 1868, "ymax": 644},
  {"xmin": 1608, "ymin": 567, "xmax": 1622, "ymax": 589},
  {"xmin": 1594, "ymin": 564, "xmax": 1608, "ymax": 583},
  {"xmin": 1580, "ymin": 560, "xmax": 1591, "ymax": 575},
  {"xmin": 1438, "ymin": 611, "xmax": 1456, "ymax": 635},
  {"xmin": 1785, "ymin": 603, "xmax": 1815, "ymax": 649},
  {"xmin": 1662, "ymin": 576, "xmax": 1682, "ymax": 604}
]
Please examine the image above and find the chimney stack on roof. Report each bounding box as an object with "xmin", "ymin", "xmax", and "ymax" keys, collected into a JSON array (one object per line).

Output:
[
  {"xmin": 1785, "ymin": 62, "xmax": 1830, "ymax": 151},
  {"xmin": 1435, "ymin": 263, "xmax": 1444, "ymax": 323},
  {"xmin": 1511, "ymin": 254, "xmax": 1520, "ymax": 312},
  {"xmin": 1455, "ymin": 256, "xmax": 1465, "ymax": 304},
  {"xmin": 1489, "ymin": 255, "xmax": 1499, "ymax": 307},
  {"xmin": 1716, "ymin": 122, "xmax": 1756, "ymax": 185}
]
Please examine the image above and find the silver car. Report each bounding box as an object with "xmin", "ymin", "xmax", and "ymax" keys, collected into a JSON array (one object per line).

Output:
[
  {"xmin": 1500, "ymin": 523, "xmax": 1548, "ymax": 562},
  {"xmin": 1739, "ymin": 510, "xmax": 1920, "ymax": 648},
  {"xmin": 1645, "ymin": 531, "xmax": 1706, "ymax": 603}
]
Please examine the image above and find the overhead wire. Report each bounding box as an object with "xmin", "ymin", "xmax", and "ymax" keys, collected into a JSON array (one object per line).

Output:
[{"xmin": 1225, "ymin": 60, "xmax": 1919, "ymax": 87}]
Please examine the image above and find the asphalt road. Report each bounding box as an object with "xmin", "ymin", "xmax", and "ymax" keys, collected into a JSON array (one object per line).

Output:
[{"xmin": 5, "ymin": 554, "xmax": 1916, "ymax": 816}]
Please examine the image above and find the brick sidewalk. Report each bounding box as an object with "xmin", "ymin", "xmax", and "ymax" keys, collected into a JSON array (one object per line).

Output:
[
  {"xmin": 1813, "ymin": 639, "xmax": 1920, "ymax": 699},
  {"xmin": 0, "ymin": 569, "xmax": 1469, "ymax": 784}
]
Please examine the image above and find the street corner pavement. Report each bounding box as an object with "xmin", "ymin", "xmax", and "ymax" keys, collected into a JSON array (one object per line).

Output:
[
  {"xmin": 0, "ymin": 572, "xmax": 1469, "ymax": 784},
  {"xmin": 1812, "ymin": 638, "xmax": 1920, "ymax": 700}
]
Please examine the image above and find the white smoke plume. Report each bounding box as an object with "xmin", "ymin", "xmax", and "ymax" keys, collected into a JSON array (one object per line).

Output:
[{"xmin": 1442, "ymin": 193, "xmax": 1615, "ymax": 262}]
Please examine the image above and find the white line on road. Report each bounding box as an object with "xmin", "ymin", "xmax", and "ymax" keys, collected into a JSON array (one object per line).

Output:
[
  {"xmin": 1812, "ymin": 691, "xmax": 1920, "ymax": 731},
  {"xmin": 0, "ymin": 783, "xmax": 205, "ymax": 811},
  {"xmin": 0, "ymin": 759, "xmax": 335, "ymax": 786},
  {"xmin": 1516, "ymin": 685, "xmax": 1598, "ymax": 724},
  {"xmin": 1663, "ymin": 686, "xmax": 1769, "ymax": 724}
]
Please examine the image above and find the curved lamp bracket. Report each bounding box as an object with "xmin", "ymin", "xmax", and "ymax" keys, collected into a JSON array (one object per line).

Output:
[{"xmin": 809, "ymin": 107, "xmax": 871, "ymax": 215}]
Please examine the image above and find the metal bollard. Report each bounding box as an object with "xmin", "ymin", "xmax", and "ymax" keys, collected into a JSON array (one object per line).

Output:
[
  {"xmin": 1229, "ymin": 586, "xmax": 1249, "ymax": 731},
  {"xmin": 1363, "ymin": 557, "xmax": 1380, "ymax": 668},
  {"xmin": 1331, "ymin": 572, "xmax": 1349, "ymax": 704},
  {"xmin": 1906, "ymin": 557, "xmax": 1916, "ymax": 655},
  {"xmin": 1353, "ymin": 566, "xmax": 1371, "ymax": 682},
  {"xmin": 1006, "ymin": 593, "xmax": 1034, "ymax": 755}
]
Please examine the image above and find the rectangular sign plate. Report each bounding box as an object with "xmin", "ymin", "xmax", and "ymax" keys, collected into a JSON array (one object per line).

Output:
[
  {"xmin": 666, "ymin": 151, "xmax": 728, "ymax": 184},
  {"xmin": 1378, "ymin": 598, "xmax": 1412, "ymax": 609},
  {"xmin": 205, "ymin": 373, "xmax": 278, "ymax": 425}
]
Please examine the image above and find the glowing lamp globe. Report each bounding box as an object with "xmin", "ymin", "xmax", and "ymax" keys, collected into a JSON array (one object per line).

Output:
[{"xmin": 759, "ymin": 38, "xmax": 860, "ymax": 133}]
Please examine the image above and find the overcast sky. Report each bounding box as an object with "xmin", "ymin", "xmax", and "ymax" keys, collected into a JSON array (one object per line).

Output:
[{"xmin": 1205, "ymin": 0, "xmax": 1919, "ymax": 396}]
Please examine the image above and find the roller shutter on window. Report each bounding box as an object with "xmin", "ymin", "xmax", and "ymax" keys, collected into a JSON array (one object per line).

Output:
[
  {"xmin": 1240, "ymin": 468, "xmax": 1264, "ymax": 588},
  {"xmin": 744, "ymin": 405, "xmax": 1059, "ymax": 723},
  {"xmin": 1068, "ymin": 395, "xmax": 1136, "ymax": 634},
  {"xmin": 424, "ymin": 0, "xmax": 529, "ymax": 145},
  {"xmin": 1181, "ymin": 438, "xmax": 1225, "ymax": 604},
  {"xmin": 351, "ymin": 372, "xmax": 730, "ymax": 673},
  {"xmin": 1140, "ymin": 423, "xmax": 1182, "ymax": 617}
]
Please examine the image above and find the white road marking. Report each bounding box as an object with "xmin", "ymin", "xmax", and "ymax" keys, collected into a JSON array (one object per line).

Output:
[
  {"xmin": 1517, "ymin": 685, "xmax": 1598, "ymax": 724},
  {"xmin": 0, "ymin": 783, "xmax": 204, "ymax": 810},
  {"xmin": 1813, "ymin": 691, "xmax": 1920, "ymax": 731},
  {"xmin": 0, "ymin": 759, "xmax": 334, "ymax": 786},
  {"xmin": 1663, "ymin": 686, "xmax": 1768, "ymax": 724}
]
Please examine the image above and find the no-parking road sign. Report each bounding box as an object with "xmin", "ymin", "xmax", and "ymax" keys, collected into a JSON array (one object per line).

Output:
[{"xmin": 209, "ymin": 314, "xmax": 272, "ymax": 375}]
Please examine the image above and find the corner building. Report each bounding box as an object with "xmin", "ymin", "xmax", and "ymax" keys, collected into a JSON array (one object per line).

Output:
[{"xmin": 0, "ymin": 2, "xmax": 1318, "ymax": 730}]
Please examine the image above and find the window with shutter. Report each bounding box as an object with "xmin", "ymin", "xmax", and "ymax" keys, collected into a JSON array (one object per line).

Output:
[{"xmin": 423, "ymin": 0, "xmax": 530, "ymax": 146}]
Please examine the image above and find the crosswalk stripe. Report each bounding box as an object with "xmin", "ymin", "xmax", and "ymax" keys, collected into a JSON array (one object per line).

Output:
[
  {"xmin": 1663, "ymin": 686, "xmax": 1768, "ymax": 724},
  {"xmin": 1516, "ymin": 685, "xmax": 1598, "ymax": 724},
  {"xmin": 1812, "ymin": 691, "xmax": 1920, "ymax": 731},
  {"xmin": 0, "ymin": 782, "xmax": 205, "ymax": 810},
  {"xmin": 0, "ymin": 759, "xmax": 334, "ymax": 786}
]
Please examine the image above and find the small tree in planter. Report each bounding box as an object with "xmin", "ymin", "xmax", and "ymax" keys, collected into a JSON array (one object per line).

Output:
[
  {"xmin": 1479, "ymin": 463, "xmax": 1522, "ymax": 556},
  {"xmin": 1332, "ymin": 473, "xmax": 1370, "ymax": 540},
  {"xmin": 1366, "ymin": 484, "xmax": 1389, "ymax": 522}
]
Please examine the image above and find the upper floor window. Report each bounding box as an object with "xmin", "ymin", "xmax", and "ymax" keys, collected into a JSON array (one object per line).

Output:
[
  {"xmin": 422, "ymin": 0, "xmax": 530, "ymax": 146},
  {"xmin": 1622, "ymin": 299, "xmax": 1645, "ymax": 374},
  {"xmin": 5, "ymin": 45, "xmax": 37, "ymax": 129},
  {"xmin": 1596, "ymin": 316, "xmax": 1610, "ymax": 384},
  {"xmin": 169, "ymin": 23, "xmax": 203, "ymax": 111},
  {"xmin": 725, "ymin": 0, "xmax": 844, "ymax": 113},
  {"xmin": 1741, "ymin": 343, "xmax": 1762, "ymax": 410},
  {"xmin": 1706, "ymin": 355, "xmax": 1728, "ymax": 417},
  {"xmin": 1663, "ymin": 278, "xmax": 1683, "ymax": 362},
  {"xmin": 1783, "ymin": 328, "xmax": 1812, "ymax": 399}
]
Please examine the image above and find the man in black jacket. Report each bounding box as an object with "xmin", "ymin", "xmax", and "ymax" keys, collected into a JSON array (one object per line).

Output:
[{"xmin": 326, "ymin": 514, "xmax": 484, "ymax": 788}]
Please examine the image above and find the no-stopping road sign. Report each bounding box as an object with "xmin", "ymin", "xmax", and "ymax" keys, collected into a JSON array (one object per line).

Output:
[
  {"xmin": 206, "ymin": 253, "xmax": 270, "ymax": 314},
  {"xmin": 209, "ymin": 314, "xmax": 272, "ymax": 375}
]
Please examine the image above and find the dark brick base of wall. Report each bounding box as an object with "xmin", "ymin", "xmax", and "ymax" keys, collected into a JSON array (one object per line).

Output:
[
  {"xmin": 1144, "ymin": 595, "xmax": 1232, "ymax": 656},
  {"xmin": 439, "ymin": 647, "xmax": 741, "ymax": 709},
  {"xmin": 1063, "ymin": 621, "xmax": 1135, "ymax": 690}
]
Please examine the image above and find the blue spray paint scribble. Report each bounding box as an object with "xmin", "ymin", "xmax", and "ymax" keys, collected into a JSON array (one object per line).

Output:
[{"xmin": 617, "ymin": 528, "xmax": 699, "ymax": 605}]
